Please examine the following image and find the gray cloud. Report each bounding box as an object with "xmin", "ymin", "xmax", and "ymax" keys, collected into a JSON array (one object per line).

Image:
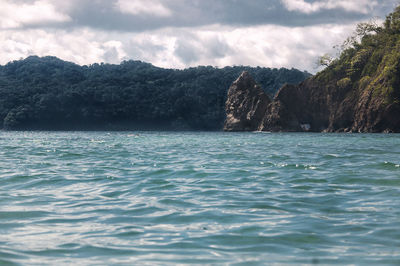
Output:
[
  {"xmin": 174, "ymin": 39, "xmax": 199, "ymax": 64},
  {"xmin": 0, "ymin": 0, "xmax": 399, "ymax": 72},
  {"xmin": 103, "ymin": 46, "xmax": 120, "ymax": 64},
  {"xmin": 205, "ymin": 37, "xmax": 232, "ymax": 59},
  {"xmin": 7, "ymin": 0, "xmax": 398, "ymax": 32}
]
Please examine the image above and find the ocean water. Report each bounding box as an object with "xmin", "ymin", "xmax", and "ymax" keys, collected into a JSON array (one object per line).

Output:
[{"xmin": 0, "ymin": 131, "xmax": 400, "ymax": 265}]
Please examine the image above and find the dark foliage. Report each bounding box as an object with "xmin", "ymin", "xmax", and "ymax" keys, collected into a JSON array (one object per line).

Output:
[{"xmin": 0, "ymin": 56, "xmax": 310, "ymax": 130}]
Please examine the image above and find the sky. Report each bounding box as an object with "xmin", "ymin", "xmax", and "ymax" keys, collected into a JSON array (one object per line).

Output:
[{"xmin": 0, "ymin": 0, "xmax": 399, "ymax": 72}]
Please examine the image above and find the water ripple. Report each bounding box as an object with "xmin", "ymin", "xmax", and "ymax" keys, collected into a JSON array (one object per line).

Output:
[{"xmin": 0, "ymin": 132, "xmax": 400, "ymax": 264}]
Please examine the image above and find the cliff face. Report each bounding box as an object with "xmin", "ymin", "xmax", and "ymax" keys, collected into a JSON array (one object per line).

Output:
[
  {"xmin": 224, "ymin": 71, "xmax": 271, "ymax": 131},
  {"xmin": 224, "ymin": 6, "xmax": 400, "ymax": 133},
  {"xmin": 258, "ymin": 76, "xmax": 359, "ymax": 132},
  {"xmin": 225, "ymin": 67, "xmax": 400, "ymax": 133},
  {"xmin": 224, "ymin": 74, "xmax": 350, "ymax": 132}
]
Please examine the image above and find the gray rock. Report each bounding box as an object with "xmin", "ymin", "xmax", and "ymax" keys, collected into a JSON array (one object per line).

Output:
[{"xmin": 224, "ymin": 71, "xmax": 271, "ymax": 131}]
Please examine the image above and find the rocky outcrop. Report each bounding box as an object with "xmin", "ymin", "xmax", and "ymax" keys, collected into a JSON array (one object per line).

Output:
[
  {"xmin": 224, "ymin": 70, "xmax": 400, "ymax": 133},
  {"xmin": 224, "ymin": 71, "xmax": 271, "ymax": 131},
  {"xmin": 259, "ymin": 77, "xmax": 358, "ymax": 132},
  {"xmin": 224, "ymin": 5, "xmax": 400, "ymax": 133},
  {"xmin": 223, "ymin": 3, "xmax": 400, "ymax": 134}
]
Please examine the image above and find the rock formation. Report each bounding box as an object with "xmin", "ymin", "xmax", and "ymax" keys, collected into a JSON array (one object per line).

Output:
[
  {"xmin": 224, "ymin": 6, "xmax": 400, "ymax": 133},
  {"xmin": 224, "ymin": 71, "xmax": 270, "ymax": 131},
  {"xmin": 224, "ymin": 69, "xmax": 400, "ymax": 133}
]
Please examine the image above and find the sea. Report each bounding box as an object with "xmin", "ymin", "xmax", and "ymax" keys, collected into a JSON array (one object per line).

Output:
[{"xmin": 1, "ymin": 131, "xmax": 399, "ymax": 265}]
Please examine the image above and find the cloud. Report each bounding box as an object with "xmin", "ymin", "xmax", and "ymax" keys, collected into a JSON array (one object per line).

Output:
[
  {"xmin": 122, "ymin": 23, "xmax": 354, "ymax": 72},
  {"xmin": 172, "ymin": 32, "xmax": 233, "ymax": 65},
  {"xmin": 0, "ymin": 0, "xmax": 71, "ymax": 29},
  {"xmin": 4, "ymin": 0, "xmax": 395, "ymax": 32},
  {"xmin": 0, "ymin": 0, "xmax": 399, "ymax": 72},
  {"xmin": 102, "ymin": 41, "xmax": 127, "ymax": 64},
  {"xmin": 0, "ymin": 28, "xmax": 104, "ymax": 65},
  {"xmin": 115, "ymin": 0, "xmax": 172, "ymax": 17},
  {"xmin": 0, "ymin": 23, "xmax": 351, "ymax": 72},
  {"xmin": 281, "ymin": 0, "xmax": 378, "ymax": 14},
  {"xmin": 174, "ymin": 39, "xmax": 200, "ymax": 64}
]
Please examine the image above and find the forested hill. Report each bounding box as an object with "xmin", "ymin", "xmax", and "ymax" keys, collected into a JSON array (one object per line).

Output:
[
  {"xmin": 224, "ymin": 5, "xmax": 400, "ymax": 133},
  {"xmin": 0, "ymin": 56, "xmax": 310, "ymax": 130}
]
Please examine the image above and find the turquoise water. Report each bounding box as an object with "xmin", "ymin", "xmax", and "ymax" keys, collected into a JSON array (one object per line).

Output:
[{"xmin": 1, "ymin": 132, "xmax": 400, "ymax": 265}]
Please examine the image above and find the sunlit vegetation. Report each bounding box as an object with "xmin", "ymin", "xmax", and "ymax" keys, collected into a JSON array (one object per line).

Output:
[{"xmin": 316, "ymin": 6, "xmax": 400, "ymax": 105}]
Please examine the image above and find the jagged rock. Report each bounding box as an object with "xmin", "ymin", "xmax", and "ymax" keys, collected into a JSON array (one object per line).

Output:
[
  {"xmin": 223, "ymin": 70, "xmax": 400, "ymax": 133},
  {"xmin": 260, "ymin": 78, "xmax": 356, "ymax": 132},
  {"xmin": 223, "ymin": 6, "xmax": 400, "ymax": 133},
  {"xmin": 260, "ymin": 84, "xmax": 306, "ymax": 132},
  {"xmin": 224, "ymin": 71, "xmax": 271, "ymax": 131}
]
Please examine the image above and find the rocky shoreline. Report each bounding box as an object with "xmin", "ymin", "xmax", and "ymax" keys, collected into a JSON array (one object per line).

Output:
[
  {"xmin": 224, "ymin": 71, "xmax": 400, "ymax": 133},
  {"xmin": 224, "ymin": 6, "xmax": 400, "ymax": 133}
]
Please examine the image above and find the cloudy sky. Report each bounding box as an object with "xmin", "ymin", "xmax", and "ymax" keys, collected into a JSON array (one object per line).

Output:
[{"xmin": 0, "ymin": 0, "xmax": 398, "ymax": 72}]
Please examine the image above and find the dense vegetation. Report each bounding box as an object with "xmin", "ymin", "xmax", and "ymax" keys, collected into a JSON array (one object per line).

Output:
[
  {"xmin": 0, "ymin": 56, "xmax": 310, "ymax": 130},
  {"xmin": 316, "ymin": 6, "xmax": 400, "ymax": 107},
  {"xmin": 223, "ymin": 5, "xmax": 400, "ymax": 133}
]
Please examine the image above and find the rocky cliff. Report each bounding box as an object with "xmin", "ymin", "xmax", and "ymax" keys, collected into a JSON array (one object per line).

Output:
[
  {"xmin": 224, "ymin": 71, "xmax": 270, "ymax": 131},
  {"xmin": 224, "ymin": 6, "xmax": 400, "ymax": 133}
]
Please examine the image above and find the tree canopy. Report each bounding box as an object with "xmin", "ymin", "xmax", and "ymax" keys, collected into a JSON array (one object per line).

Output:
[
  {"xmin": 315, "ymin": 5, "xmax": 400, "ymax": 108},
  {"xmin": 0, "ymin": 56, "xmax": 310, "ymax": 130}
]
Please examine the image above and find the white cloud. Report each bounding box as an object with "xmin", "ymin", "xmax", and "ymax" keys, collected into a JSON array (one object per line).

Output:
[
  {"xmin": 0, "ymin": 29, "xmax": 104, "ymax": 65},
  {"xmin": 0, "ymin": 20, "xmax": 361, "ymax": 73},
  {"xmin": 0, "ymin": 0, "xmax": 71, "ymax": 29},
  {"xmin": 281, "ymin": 0, "xmax": 378, "ymax": 14},
  {"xmin": 176, "ymin": 24, "xmax": 355, "ymax": 72},
  {"xmin": 128, "ymin": 23, "xmax": 354, "ymax": 72},
  {"xmin": 115, "ymin": 0, "xmax": 172, "ymax": 17}
]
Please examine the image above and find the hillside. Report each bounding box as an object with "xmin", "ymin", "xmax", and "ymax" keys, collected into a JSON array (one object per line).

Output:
[
  {"xmin": 0, "ymin": 56, "xmax": 310, "ymax": 130},
  {"xmin": 225, "ymin": 6, "xmax": 400, "ymax": 133}
]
